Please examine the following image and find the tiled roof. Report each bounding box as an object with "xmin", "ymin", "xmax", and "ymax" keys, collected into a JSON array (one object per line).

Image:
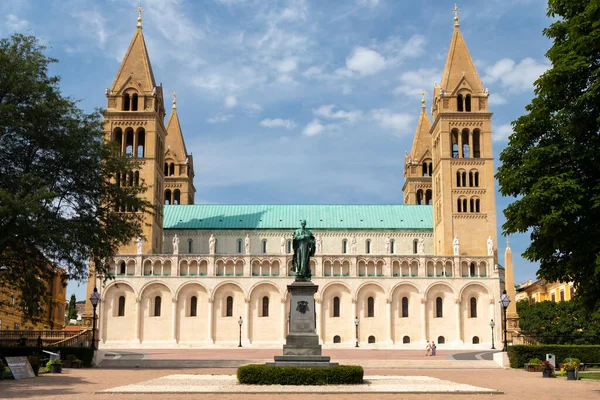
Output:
[{"xmin": 164, "ymin": 204, "xmax": 433, "ymax": 230}]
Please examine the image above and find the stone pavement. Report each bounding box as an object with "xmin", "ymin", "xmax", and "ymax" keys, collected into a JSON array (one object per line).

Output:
[{"xmin": 1, "ymin": 367, "xmax": 599, "ymax": 399}]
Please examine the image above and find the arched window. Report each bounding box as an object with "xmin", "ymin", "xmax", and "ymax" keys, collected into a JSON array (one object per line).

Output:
[
  {"xmin": 169, "ymin": 163, "xmax": 175, "ymax": 176},
  {"xmin": 457, "ymin": 198, "xmax": 462, "ymax": 213},
  {"xmin": 403, "ymin": 335, "xmax": 410, "ymax": 344},
  {"xmin": 401, "ymin": 297, "xmax": 409, "ymax": 318},
  {"xmin": 164, "ymin": 189, "xmax": 171, "ymax": 205},
  {"xmin": 451, "ymin": 129, "xmax": 459, "ymax": 158},
  {"xmin": 367, "ymin": 296, "xmax": 374, "ymax": 318},
  {"xmin": 472, "ymin": 336, "xmax": 480, "ymax": 344},
  {"xmin": 136, "ymin": 129, "xmax": 145, "ymax": 157},
  {"xmin": 416, "ymin": 190, "xmax": 423, "ymax": 205},
  {"xmin": 465, "ymin": 94, "xmax": 471, "ymax": 112},
  {"xmin": 333, "ymin": 296, "xmax": 340, "ymax": 317},
  {"xmin": 470, "ymin": 198, "xmax": 475, "ymax": 213},
  {"xmin": 173, "ymin": 189, "xmax": 181, "ymax": 205},
  {"xmin": 470, "ymin": 297, "xmax": 477, "ymax": 318},
  {"xmin": 425, "ymin": 189, "xmax": 432, "ymax": 205},
  {"xmin": 154, "ymin": 296, "xmax": 161, "ymax": 317},
  {"xmin": 226, "ymin": 296, "xmax": 233, "ymax": 317},
  {"xmin": 127, "ymin": 171, "xmax": 134, "ymax": 187},
  {"xmin": 461, "ymin": 171, "xmax": 467, "ymax": 187},
  {"xmin": 470, "ymin": 262, "xmax": 476, "ymax": 277},
  {"xmin": 190, "ymin": 296, "xmax": 197, "ymax": 317},
  {"xmin": 428, "ymin": 162, "xmax": 433, "ymax": 176},
  {"xmin": 435, "ymin": 297, "xmax": 443, "ymax": 318},
  {"xmin": 438, "ymin": 336, "xmax": 445, "ymax": 344},
  {"xmin": 125, "ymin": 128, "xmax": 134, "ymax": 156},
  {"xmin": 119, "ymin": 261, "xmax": 126, "ymax": 275},
  {"xmin": 131, "ymin": 93, "xmax": 138, "ymax": 111},
  {"xmin": 475, "ymin": 199, "xmax": 481, "ymax": 213},
  {"xmin": 237, "ymin": 239, "xmax": 242, "ymax": 254},
  {"xmin": 422, "ymin": 161, "xmax": 429, "ymax": 176},
  {"xmin": 365, "ymin": 240, "xmax": 371, "ymax": 254},
  {"xmin": 287, "ymin": 240, "xmax": 292, "ymax": 254},
  {"xmin": 113, "ymin": 128, "xmax": 123, "ymax": 154},
  {"xmin": 457, "ymin": 94, "xmax": 464, "ymax": 112},
  {"xmin": 333, "ymin": 335, "xmax": 341, "ymax": 343},
  {"xmin": 474, "ymin": 171, "xmax": 479, "ymax": 187},
  {"xmin": 118, "ymin": 296, "xmax": 125, "ymax": 317},
  {"xmin": 262, "ymin": 296, "xmax": 269, "ymax": 317},
  {"xmin": 262, "ymin": 239, "xmax": 267, "ymax": 254},
  {"xmin": 456, "ymin": 170, "xmax": 462, "ymax": 187},
  {"xmin": 188, "ymin": 239, "xmax": 193, "ymax": 254},
  {"xmin": 342, "ymin": 240, "xmax": 347, "ymax": 254},
  {"xmin": 164, "ymin": 163, "xmax": 169, "ymax": 176},
  {"xmin": 413, "ymin": 239, "xmax": 418, "ymax": 254},
  {"xmin": 473, "ymin": 129, "xmax": 481, "ymax": 158},
  {"xmin": 368, "ymin": 335, "xmax": 376, "ymax": 344},
  {"xmin": 123, "ymin": 93, "xmax": 130, "ymax": 111},
  {"xmin": 390, "ymin": 239, "xmax": 395, "ymax": 254},
  {"xmin": 469, "ymin": 171, "xmax": 474, "ymax": 187},
  {"xmin": 461, "ymin": 129, "xmax": 470, "ymax": 158}
]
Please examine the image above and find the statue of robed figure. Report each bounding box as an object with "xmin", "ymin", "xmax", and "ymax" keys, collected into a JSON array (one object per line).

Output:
[{"xmin": 291, "ymin": 220, "xmax": 315, "ymax": 281}]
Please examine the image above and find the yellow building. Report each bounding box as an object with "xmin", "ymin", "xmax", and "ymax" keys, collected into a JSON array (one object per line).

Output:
[{"xmin": 516, "ymin": 279, "xmax": 575, "ymax": 304}]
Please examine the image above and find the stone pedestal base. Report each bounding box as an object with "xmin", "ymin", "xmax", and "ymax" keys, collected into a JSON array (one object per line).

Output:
[{"xmin": 267, "ymin": 355, "xmax": 339, "ymax": 367}]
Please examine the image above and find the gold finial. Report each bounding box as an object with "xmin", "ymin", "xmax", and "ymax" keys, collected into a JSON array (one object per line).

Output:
[
  {"xmin": 452, "ymin": 3, "xmax": 460, "ymax": 26},
  {"xmin": 172, "ymin": 92, "xmax": 177, "ymax": 109},
  {"xmin": 421, "ymin": 90, "xmax": 426, "ymax": 107},
  {"xmin": 136, "ymin": 4, "xmax": 144, "ymax": 27}
]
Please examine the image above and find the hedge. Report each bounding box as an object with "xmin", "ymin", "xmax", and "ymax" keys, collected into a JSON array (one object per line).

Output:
[
  {"xmin": 0, "ymin": 346, "xmax": 94, "ymax": 367},
  {"xmin": 508, "ymin": 345, "xmax": 600, "ymax": 368},
  {"xmin": 237, "ymin": 364, "xmax": 364, "ymax": 385}
]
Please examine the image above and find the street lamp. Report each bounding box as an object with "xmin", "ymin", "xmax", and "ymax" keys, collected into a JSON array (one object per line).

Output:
[
  {"xmin": 238, "ymin": 316, "xmax": 243, "ymax": 348},
  {"xmin": 89, "ymin": 287, "xmax": 101, "ymax": 351},
  {"xmin": 490, "ymin": 319, "xmax": 496, "ymax": 350},
  {"xmin": 499, "ymin": 289, "xmax": 511, "ymax": 352},
  {"xmin": 354, "ymin": 316, "xmax": 359, "ymax": 348}
]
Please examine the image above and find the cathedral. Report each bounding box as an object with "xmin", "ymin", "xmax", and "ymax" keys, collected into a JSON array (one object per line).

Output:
[{"xmin": 84, "ymin": 9, "xmax": 517, "ymax": 349}]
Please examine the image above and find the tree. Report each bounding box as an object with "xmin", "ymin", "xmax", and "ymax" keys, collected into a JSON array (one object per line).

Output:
[
  {"xmin": 0, "ymin": 34, "xmax": 152, "ymax": 323},
  {"xmin": 67, "ymin": 294, "xmax": 78, "ymax": 322},
  {"xmin": 496, "ymin": 1, "xmax": 600, "ymax": 312}
]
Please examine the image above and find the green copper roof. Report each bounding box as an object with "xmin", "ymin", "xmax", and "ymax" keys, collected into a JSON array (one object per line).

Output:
[{"xmin": 164, "ymin": 204, "xmax": 433, "ymax": 230}]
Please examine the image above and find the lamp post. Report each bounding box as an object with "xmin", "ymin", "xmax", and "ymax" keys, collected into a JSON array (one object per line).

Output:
[
  {"xmin": 499, "ymin": 289, "xmax": 511, "ymax": 352},
  {"xmin": 89, "ymin": 287, "xmax": 101, "ymax": 351},
  {"xmin": 238, "ymin": 316, "xmax": 243, "ymax": 348},
  {"xmin": 354, "ymin": 316, "xmax": 359, "ymax": 348},
  {"xmin": 490, "ymin": 319, "xmax": 496, "ymax": 350}
]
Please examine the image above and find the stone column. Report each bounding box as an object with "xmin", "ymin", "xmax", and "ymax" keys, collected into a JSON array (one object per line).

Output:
[
  {"xmin": 244, "ymin": 298, "xmax": 251, "ymax": 343},
  {"xmin": 207, "ymin": 299, "xmax": 214, "ymax": 343},
  {"xmin": 280, "ymin": 298, "xmax": 287, "ymax": 341},
  {"xmin": 455, "ymin": 299, "xmax": 462, "ymax": 343},
  {"xmin": 171, "ymin": 297, "xmax": 178, "ymax": 342},
  {"xmin": 419, "ymin": 256, "xmax": 426, "ymax": 277},
  {"xmin": 384, "ymin": 257, "xmax": 392, "ymax": 277},
  {"xmin": 134, "ymin": 297, "xmax": 142, "ymax": 343},
  {"xmin": 420, "ymin": 298, "xmax": 427, "ymax": 343},
  {"xmin": 244, "ymin": 256, "xmax": 251, "ymax": 277},
  {"xmin": 315, "ymin": 257, "xmax": 323, "ymax": 277},
  {"xmin": 208, "ymin": 257, "xmax": 215, "ymax": 277},
  {"xmin": 385, "ymin": 298, "xmax": 392, "ymax": 343},
  {"xmin": 350, "ymin": 257, "xmax": 357, "ymax": 277},
  {"xmin": 172, "ymin": 256, "xmax": 178, "ymax": 277},
  {"xmin": 135, "ymin": 255, "xmax": 142, "ymax": 276}
]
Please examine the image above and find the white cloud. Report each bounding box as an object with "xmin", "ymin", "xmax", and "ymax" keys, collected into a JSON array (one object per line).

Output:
[
  {"xmin": 243, "ymin": 102, "xmax": 263, "ymax": 115},
  {"xmin": 393, "ymin": 68, "xmax": 439, "ymax": 98},
  {"xmin": 277, "ymin": 57, "xmax": 298, "ymax": 73},
  {"xmin": 370, "ymin": 109, "xmax": 414, "ymax": 133},
  {"xmin": 207, "ymin": 113, "xmax": 233, "ymax": 124},
  {"xmin": 493, "ymin": 123, "xmax": 513, "ymax": 142},
  {"xmin": 224, "ymin": 95, "xmax": 238, "ymax": 108},
  {"xmin": 302, "ymin": 119, "xmax": 331, "ymax": 136},
  {"xmin": 346, "ymin": 47, "xmax": 386, "ymax": 76},
  {"xmin": 303, "ymin": 66, "xmax": 323, "ymax": 78},
  {"xmin": 260, "ymin": 118, "xmax": 297, "ymax": 129},
  {"xmin": 6, "ymin": 14, "xmax": 28, "ymax": 31},
  {"xmin": 483, "ymin": 57, "xmax": 549, "ymax": 93},
  {"xmin": 488, "ymin": 93, "xmax": 507, "ymax": 105},
  {"xmin": 313, "ymin": 104, "xmax": 362, "ymax": 123}
]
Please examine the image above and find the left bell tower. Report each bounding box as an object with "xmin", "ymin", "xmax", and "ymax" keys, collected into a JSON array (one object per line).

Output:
[{"xmin": 103, "ymin": 8, "xmax": 166, "ymax": 255}]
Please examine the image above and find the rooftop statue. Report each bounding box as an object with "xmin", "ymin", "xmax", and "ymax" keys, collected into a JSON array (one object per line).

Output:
[{"xmin": 291, "ymin": 220, "xmax": 315, "ymax": 281}]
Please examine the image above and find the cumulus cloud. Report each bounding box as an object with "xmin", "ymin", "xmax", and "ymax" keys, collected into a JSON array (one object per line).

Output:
[
  {"xmin": 224, "ymin": 95, "xmax": 238, "ymax": 108},
  {"xmin": 260, "ymin": 118, "xmax": 297, "ymax": 129},
  {"xmin": 302, "ymin": 119, "xmax": 327, "ymax": 136},
  {"xmin": 393, "ymin": 68, "xmax": 439, "ymax": 98},
  {"xmin": 313, "ymin": 104, "xmax": 362, "ymax": 123},
  {"xmin": 370, "ymin": 109, "xmax": 414, "ymax": 133},
  {"xmin": 483, "ymin": 58, "xmax": 549, "ymax": 93},
  {"xmin": 207, "ymin": 113, "xmax": 233, "ymax": 124},
  {"xmin": 493, "ymin": 123, "xmax": 513, "ymax": 142},
  {"xmin": 277, "ymin": 57, "xmax": 298, "ymax": 73},
  {"xmin": 6, "ymin": 14, "xmax": 28, "ymax": 32},
  {"xmin": 488, "ymin": 93, "xmax": 507, "ymax": 105},
  {"xmin": 346, "ymin": 47, "xmax": 386, "ymax": 76}
]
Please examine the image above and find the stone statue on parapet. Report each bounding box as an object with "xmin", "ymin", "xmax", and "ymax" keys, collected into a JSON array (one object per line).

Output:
[{"xmin": 291, "ymin": 220, "xmax": 315, "ymax": 282}]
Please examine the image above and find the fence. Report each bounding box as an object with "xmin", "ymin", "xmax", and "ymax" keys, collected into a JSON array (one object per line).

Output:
[
  {"xmin": 0, "ymin": 329, "xmax": 92, "ymax": 347},
  {"xmin": 512, "ymin": 332, "xmax": 600, "ymax": 346}
]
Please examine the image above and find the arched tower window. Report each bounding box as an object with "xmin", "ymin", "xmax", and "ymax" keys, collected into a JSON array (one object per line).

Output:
[
  {"xmin": 226, "ymin": 296, "xmax": 233, "ymax": 317},
  {"xmin": 462, "ymin": 198, "xmax": 467, "ymax": 213},
  {"xmin": 131, "ymin": 93, "xmax": 138, "ymax": 111},
  {"xmin": 123, "ymin": 93, "xmax": 130, "ymax": 111},
  {"xmin": 428, "ymin": 162, "xmax": 433, "ymax": 176},
  {"xmin": 113, "ymin": 128, "xmax": 123, "ymax": 154},
  {"xmin": 190, "ymin": 296, "xmax": 198, "ymax": 317},
  {"xmin": 262, "ymin": 239, "xmax": 267, "ymax": 254},
  {"xmin": 435, "ymin": 297, "xmax": 443, "ymax": 318},
  {"xmin": 425, "ymin": 189, "xmax": 432, "ymax": 205},
  {"xmin": 127, "ymin": 171, "xmax": 134, "ymax": 187},
  {"xmin": 470, "ymin": 297, "xmax": 477, "ymax": 318},
  {"xmin": 470, "ymin": 262, "xmax": 476, "ymax": 277},
  {"xmin": 457, "ymin": 94, "xmax": 464, "ymax": 112},
  {"xmin": 451, "ymin": 129, "xmax": 459, "ymax": 158},
  {"xmin": 470, "ymin": 198, "xmax": 475, "ymax": 213},
  {"xmin": 365, "ymin": 239, "xmax": 371, "ymax": 254},
  {"xmin": 118, "ymin": 296, "xmax": 125, "ymax": 317},
  {"xmin": 465, "ymin": 94, "xmax": 471, "ymax": 112},
  {"xmin": 342, "ymin": 239, "xmax": 347, "ymax": 254},
  {"xmin": 461, "ymin": 129, "xmax": 470, "ymax": 158},
  {"xmin": 154, "ymin": 296, "xmax": 162, "ymax": 317},
  {"xmin": 134, "ymin": 171, "xmax": 139, "ymax": 186},
  {"xmin": 164, "ymin": 163, "xmax": 169, "ymax": 176},
  {"xmin": 367, "ymin": 296, "xmax": 374, "ymax": 318},
  {"xmin": 136, "ymin": 129, "xmax": 145, "ymax": 157},
  {"xmin": 125, "ymin": 128, "xmax": 134, "ymax": 156},
  {"xmin": 164, "ymin": 189, "xmax": 171, "ymax": 205},
  {"xmin": 456, "ymin": 170, "xmax": 461, "ymax": 187},
  {"xmin": 422, "ymin": 162, "xmax": 429, "ymax": 176},
  {"xmin": 475, "ymin": 198, "xmax": 481, "ymax": 213},
  {"xmin": 401, "ymin": 296, "xmax": 409, "ymax": 318},
  {"xmin": 173, "ymin": 189, "xmax": 181, "ymax": 205},
  {"xmin": 119, "ymin": 261, "xmax": 126, "ymax": 275},
  {"xmin": 262, "ymin": 296, "xmax": 269, "ymax": 317},
  {"xmin": 473, "ymin": 129, "xmax": 481, "ymax": 158},
  {"xmin": 416, "ymin": 190, "xmax": 423, "ymax": 205},
  {"xmin": 333, "ymin": 296, "xmax": 340, "ymax": 317},
  {"xmin": 461, "ymin": 171, "xmax": 467, "ymax": 187},
  {"xmin": 474, "ymin": 171, "xmax": 479, "ymax": 187},
  {"xmin": 188, "ymin": 239, "xmax": 193, "ymax": 253},
  {"xmin": 169, "ymin": 163, "xmax": 175, "ymax": 176}
]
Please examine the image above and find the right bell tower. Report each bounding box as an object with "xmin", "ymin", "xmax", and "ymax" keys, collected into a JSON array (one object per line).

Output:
[{"xmin": 431, "ymin": 8, "xmax": 498, "ymax": 258}]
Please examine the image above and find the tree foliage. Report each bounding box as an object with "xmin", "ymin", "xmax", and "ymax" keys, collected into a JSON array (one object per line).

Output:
[
  {"xmin": 516, "ymin": 300, "xmax": 600, "ymax": 344},
  {"xmin": 496, "ymin": 1, "xmax": 600, "ymax": 311},
  {"xmin": 67, "ymin": 294, "xmax": 77, "ymax": 321},
  {"xmin": 0, "ymin": 34, "xmax": 152, "ymax": 322}
]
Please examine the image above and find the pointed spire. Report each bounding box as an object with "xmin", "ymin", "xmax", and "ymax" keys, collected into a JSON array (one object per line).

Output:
[
  {"xmin": 440, "ymin": 7, "xmax": 484, "ymax": 94},
  {"xmin": 166, "ymin": 97, "xmax": 188, "ymax": 156},
  {"xmin": 409, "ymin": 95, "xmax": 432, "ymax": 161}
]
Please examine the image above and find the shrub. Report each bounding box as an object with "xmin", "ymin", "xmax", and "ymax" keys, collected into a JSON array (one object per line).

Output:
[
  {"xmin": 528, "ymin": 358, "xmax": 542, "ymax": 365},
  {"xmin": 0, "ymin": 346, "xmax": 94, "ymax": 367},
  {"xmin": 508, "ymin": 345, "xmax": 600, "ymax": 368},
  {"xmin": 237, "ymin": 365, "xmax": 364, "ymax": 385}
]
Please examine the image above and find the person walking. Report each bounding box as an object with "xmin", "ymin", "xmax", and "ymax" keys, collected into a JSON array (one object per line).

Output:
[
  {"xmin": 425, "ymin": 341, "xmax": 431, "ymax": 356},
  {"xmin": 431, "ymin": 341, "xmax": 437, "ymax": 356}
]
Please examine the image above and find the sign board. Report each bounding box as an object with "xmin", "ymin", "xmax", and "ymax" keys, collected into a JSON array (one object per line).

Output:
[{"xmin": 5, "ymin": 356, "xmax": 35, "ymax": 380}]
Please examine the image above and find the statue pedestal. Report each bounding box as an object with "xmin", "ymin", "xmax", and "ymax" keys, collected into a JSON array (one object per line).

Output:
[{"xmin": 267, "ymin": 281, "xmax": 338, "ymax": 367}]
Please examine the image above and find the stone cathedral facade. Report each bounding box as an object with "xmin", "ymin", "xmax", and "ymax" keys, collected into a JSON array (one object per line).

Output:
[{"xmin": 85, "ymin": 11, "xmax": 517, "ymax": 349}]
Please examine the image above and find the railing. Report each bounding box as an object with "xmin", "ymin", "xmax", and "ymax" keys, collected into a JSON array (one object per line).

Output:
[
  {"xmin": 0, "ymin": 330, "xmax": 86, "ymax": 347},
  {"xmin": 511, "ymin": 332, "xmax": 600, "ymax": 345},
  {"xmin": 51, "ymin": 329, "xmax": 92, "ymax": 347}
]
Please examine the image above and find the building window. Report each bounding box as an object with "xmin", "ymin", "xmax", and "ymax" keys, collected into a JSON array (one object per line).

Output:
[
  {"xmin": 560, "ymin": 290, "xmax": 565, "ymax": 302},
  {"xmin": 164, "ymin": 189, "xmax": 171, "ymax": 205},
  {"xmin": 190, "ymin": 296, "xmax": 198, "ymax": 317},
  {"xmin": 153, "ymin": 296, "xmax": 162, "ymax": 317},
  {"xmin": 438, "ymin": 336, "xmax": 445, "ymax": 344},
  {"xmin": 390, "ymin": 239, "xmax": 395, "ymax": 254},
  {"xmin": 173, "ymin": 189, "xmax": 180, "ymax": 205},
  {"xmin": 401, "ymin": 297, "xmax": 409, "ymax": 318},
  {"xmin": 365, "ymin": 240, "xmax": 371, "ymax": 254},
  {"xmin": 435, "ymin": 297, "xmax": 443, "ymax": 318},
  {"xmin": 470, "ymin": 263, "xmax": 476, "ymax": 277},
  {"xmin": 403, "ymin": 335, "xmax": 410, "ymax": 344},
  {"xmin": 457, "ymin": 94, "xmax": 464, "ymax": 112},
  {"xmin": 333, "ymin": 335, "xmax": 341, "ymax": 343},
  {"xmin": 472, "ymin": 336, "xmax": 480, "ymax": 344},
  {"xmin": 119, "ymin": 261, "xmax": 126, "ymax": 275},
  {"xmin": 287, "ymin": 240, "xmax": 292, "ymax": 254},
  {"xmin": 333, "ymin": 296, "xmax": 340, "ymax": 317},
  {"xmin": 226, "ymin": 296, "xmax": 233, "ymax": 317},
  {"xmin": 262, "ymin": 296, "xmax": 269, "ymax": 317},
  {"xmin": 413, "ymin": 239, "xmax": 418, "ymax": 254},
  {"xmin": 367, "ymin": 296, "xmax": 374, "ymax": 318},
  {"xmin": 551, "ymin": 293, "xmax": 556, "ymax": 302},
  {"xmin": 368, "ymin": 335, "xmax": 376, "ymax": 344},
  {"xmin": 123, "ymin": 93, "xmax": 130, "ymax": 111},
  {"xmin": 416, "ymin": 189, "xmax": 423, "ymax": 205},
  {"xmin": 131, "ymin": 93, "xmax": 139, "ymax": 111},
  {"xmin": 470, "ymin": 297, "xmax": 477, "ymax": 318},
  {"xmin": 262, "ymin": 239, "xmax": 267, "ymax": 254},
  {"xmin": 570, "ymin": 286, "xmax": 575, "ymax": 299},
  {"xmin": 188, "ymin": 239, "xmax": 193, "ymax": 254},
  {"xmin": 473, "ymin": 129, "xmax": 481, "ymax": 158},
  {"xmin": 465, "ymin": 94, "xmax": 472, "ymax": 112},
  {"xmin": 342, "ymin": 240, "xmax": 347, "ymax": 254},
  {"xmin": 118, "ymin": 296, "xmax": 126, "ymax": 317},
  {"xmin": 237, "ymin": 239, "xmax": 242, "ymax": 254}
]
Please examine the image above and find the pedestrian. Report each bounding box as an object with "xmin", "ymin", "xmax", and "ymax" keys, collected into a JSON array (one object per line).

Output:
[
  {"xmin": 37, "ymin": 335, "xmax": 42, "ymax": 347},
  {"xmin": 431, "ymin": 341, "xmax": 437, "ymax": 356},
  {"xmin": 425, "ymin": 341, "xmax": 431, "ymax": 356}
]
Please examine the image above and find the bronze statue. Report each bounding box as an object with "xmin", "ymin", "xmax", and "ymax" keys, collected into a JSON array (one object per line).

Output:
[{"xmin": 291, "ymin": 220, "xmax": 315, "ymax": 281}]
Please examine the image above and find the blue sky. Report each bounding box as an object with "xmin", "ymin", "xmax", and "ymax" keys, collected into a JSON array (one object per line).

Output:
[{"xmin": 1, "ymin": 0, "xmax": 552, "ymax": 302}]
